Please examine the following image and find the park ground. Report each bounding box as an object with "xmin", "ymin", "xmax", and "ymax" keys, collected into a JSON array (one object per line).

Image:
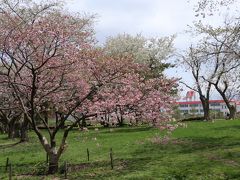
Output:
[{"xmin": 1, "ymin": 120, "xmax": 240, "ymax": 179}]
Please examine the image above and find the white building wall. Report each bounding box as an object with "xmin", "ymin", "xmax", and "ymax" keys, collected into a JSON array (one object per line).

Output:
[{"xmin": 178, "ymin": 101, "xmax": 240, "ymax": 116}]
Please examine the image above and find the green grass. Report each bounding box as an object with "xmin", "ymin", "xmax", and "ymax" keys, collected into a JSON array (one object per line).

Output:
[{"xmin": 1, "ymin": 120, "xmax": 240, "ymax": 179}]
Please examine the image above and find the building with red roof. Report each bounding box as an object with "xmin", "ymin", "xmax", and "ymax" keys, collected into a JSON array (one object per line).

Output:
[{"xmin": 177, "ymin": 91, "xmax": 240, "ymax": 116}]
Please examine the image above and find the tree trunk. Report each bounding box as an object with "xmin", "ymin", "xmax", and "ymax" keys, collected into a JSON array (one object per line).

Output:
[
  {"xmin": 215, "ymin": 86, "xmax": 236, "ymax": 120},
  {"xmin": 116, "ymin": 107, "xmax": 124, "ymax": 127},
  {"xmin": 228, "ymin": 105, "xmax": 236, "ymax": 119},
  {"xmin": 116, "ymin": 113, "xmax": 124, "ymax": 126},
  {"xmin": 7, "ymin": 120, "xmax": 19, "ymax": 139},
  {"xmin": 20, "ymin": 115, "xmax": 29, "ymax": 142},
  {"xmin": 118, "ymin": 114, "xmax": 124, "ymax": 126},
  {"xmin": 102, "ymin": 112, "xmax": 109, "ymax": 127},
  {"xmin": 35, "ymin": 132, "xmax": 60, "ymax": 175},
  {"xmin": 0, "ymin": 123, "xmax": 4, "ymax": 134},
  {"xmin": 200, "ymin": 97, "xmax": 210, "ymax": 121},
  {"xmin": 0, "ymin": 116, "xmax": 8, "ymax": 134},
  {"xmin": 48, "ymin": 138, "xmax": 59, "ymax": 174},
  {"xmin": 48, "ymin": 152, "xmax": 59, "ymax": 174},
  {"xmin": 81, "ymin": 117, "xmax": 87, "ymax": 128},
  {"xmin": 7, "ymin": 123, "xmax": 14, "ymax": 139},
  {"xmin": 204, "ymin": 109, "xmax": 211, "ymax": 121},
  {"xmin": 20, "ymin": 127, "xmax": 28, "ymax": 142},
  {"xmin": 203, "ymin": 105, "xmax": 210, "ymax": 121}
]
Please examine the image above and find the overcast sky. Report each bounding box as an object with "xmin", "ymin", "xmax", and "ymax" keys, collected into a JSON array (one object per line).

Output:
[
  {"xmin": 66, "ymin": 0, "xmax": 198, "ymax": 46},
  {"xmin": 65, "ymin": 0, "xmax": 238, "ymax": 99}
]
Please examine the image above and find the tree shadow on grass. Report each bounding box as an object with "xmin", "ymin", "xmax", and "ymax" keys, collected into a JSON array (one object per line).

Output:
[
  {"xmin": 0, "ymin": 141, "xmax": 21, "ymax": 149},
  {"xmin": 102, "ymin": 126, "xmax": 153, "ymax": 134},
  {"xmin": 214, "ymin": 125, "xmax": 240, "ymax": 131},
  {"xmin": 126, "ymin": 136, "xmax": 240, "ymax": 179},
  {"xmin": 67, "ymin": 157, "xmax": 154, "ymax": 179},
  {"xmin": 134, "ymin": 136, "xmax": 240, "ymax": 155},
  {"xmin": 0, "ymin": 136, "xmax": 11, "ymax": 140}
]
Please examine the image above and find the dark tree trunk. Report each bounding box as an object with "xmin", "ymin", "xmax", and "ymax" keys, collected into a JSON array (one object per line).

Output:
[
  {"xmin": 102, "ymin": 112, "xmax": 109, "ymax": 127},
  {"xmin": 33, "ymin": 130, "xmax": 61, "ymax": 175},
  {"xmin": 81, "ymin": 117, "xmax": 87, "ymax": 128},
  {"xmin": 204, "ymin": 108, "xmax": 210, "ymax": 121},
  {"xmin": 215, "ymin": 86, "xmax": 236, "ymax": 119},
  {"xmin": 20, "ymin": 127, "xmax": 28, "ymax": 142},
  {"xmin": 60, "ymin": 113, "xmax": 65, "ymax": 129},
  {"xmin": 116, "ymin": 106, "xmax": 124, "ymax": 126},
  {"xmin": 118, "ymin": 114, "xmax": 124, "ymax": 126},
  {"xmin": 200, "ymin": 97, "xmax": 210, "ymax": 121},
  {"xmin": 0, "ymin": 116, "xmax": 8, "ymax": 134},
  {"xmin": 8, "ymin": 123, "xmax": 14, "ymax": 139},
  {"xmin": 13, "ymin": 122, "xmax": 21, "ymax": 138},
  {"xmin": 228, "ymin": 105, "xmax": 236, "ymax": 119},
  {"xmin": 7, "ymin": 119, "xmax": 20, "ymax": 139},
  {"xmin": 48, "ymin": 138, "xmax": 59, "ymax": 174},
  {"xmin": 48, "ymin": 152, "xmax": 59, "ymax": 174},
  {"xmin": 20, "ymin": 115, "xmax": 29, "ymax": 142},
  {"xmin": 0, "ymin": 123, "xmax": 4, "ymax": 134},
  {"xmin": 116, "ymin": 113, "xmax": 124, "ymax": 126},
  {"xmin": 77, "ymin": 117, "xmax": 87, "ymax": 130}
]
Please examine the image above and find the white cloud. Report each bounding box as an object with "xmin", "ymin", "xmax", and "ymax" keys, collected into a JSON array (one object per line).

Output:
[{"xmin": 66, "ymin": 0, "xmax": 197, "ymax": 45}]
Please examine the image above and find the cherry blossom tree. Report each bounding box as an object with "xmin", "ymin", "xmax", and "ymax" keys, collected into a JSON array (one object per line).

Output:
[
  {"xmin": 85, "ymin": 56, "xmax": 178, "ymax": 127},
  {"xmin": 0, "ymin": 0, "xmax": 99, "ymax": 173},
  {"xmin": 104, "ymin": 33, "xmax": 175, "ymax": 78},
  {"xmin": 0, "ymin": 0, "xmax": 178, "ymax": 174},
  {"xmin": 100, "ymin": 34, "xmax": 177, "ymax": 126}
]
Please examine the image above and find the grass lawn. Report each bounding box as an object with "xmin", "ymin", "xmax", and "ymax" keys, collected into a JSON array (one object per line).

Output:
[{"xmin": 1, "ymin": 119, "xmax": 240, "ymax": 179}]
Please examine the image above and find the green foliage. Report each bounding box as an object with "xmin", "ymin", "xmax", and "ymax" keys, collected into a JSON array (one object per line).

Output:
[{"xmin": 1, "ymin": 120, "xmax": 240, "ymax": 179}]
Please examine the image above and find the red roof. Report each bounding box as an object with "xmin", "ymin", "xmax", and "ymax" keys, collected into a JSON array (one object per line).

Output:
[
  {"xmin": 177, "ymin": 100, "xmax": 236, "ymax": 105},
  {"xmin": 186, "ymin": 91, "xmax": 195, "ymax": 98}
]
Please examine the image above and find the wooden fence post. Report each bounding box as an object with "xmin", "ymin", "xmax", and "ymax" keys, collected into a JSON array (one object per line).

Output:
[
  {"xmin": 64, "ymin": 161, "xmax": 68, "ymax": 179},
  {"xmin": 9, "ymin": 163, "xmax": 12, "ymax": 180},
  {"xmin": 110, "ymin": 148, "xmax": 113, "ymax": 169},
  {"xmin": 87, "ymin": 148, "xmax": 90, "ymax": 161},
  {"xmin": 5, "ymin": 157, "xmax": 9, "ymax": 172}
]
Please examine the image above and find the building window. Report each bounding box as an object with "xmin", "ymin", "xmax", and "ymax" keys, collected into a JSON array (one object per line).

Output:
[
  {"xmin": 181, "ymin": 110, "xmax": 188, "ymax": 114},
  {"xmin": 210, "ymin": 103, "xmax": 220, "ymax": 106},
  {"xmin": 190, "ymin": 104, "xmax": 198, "ymax": 107},
  {"xmin": 180, "ymin": 104, "xmax": 188, "ymax": 107}
]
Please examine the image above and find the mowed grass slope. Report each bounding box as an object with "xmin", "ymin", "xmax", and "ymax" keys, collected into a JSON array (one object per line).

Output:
[{"xmin": 1, "ymin": 120, "xmax": 240, "ymax": 179}]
